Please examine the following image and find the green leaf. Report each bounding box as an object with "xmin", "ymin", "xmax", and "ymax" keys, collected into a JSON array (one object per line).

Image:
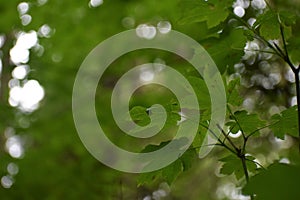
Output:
[
  {"xmin": 180, "ymin": 149, "xmax": 197, "ymax": 170},
  {"xmin": 246, "ymin": 156, "xmax": 258, "ymax": 174},
  {"xmin": 220, "ymin": 155, "xmax": 257, "ymax": 180},
  {"xmin": 279, "ymin": 11, "xmax": 297, "ymax": 26},
  {"xmin": 129, "ymin": 102, "xmax": 181, "ymax": 130},
  {"xmin": 192, "ymin": 121, "xmax": 210, "ymax": 150},
  {"xmin": 219, "ymin": 155, "xmax": 240, "ymax": 176},
  {"xmin": 287, "ymin": 36, "xmax": 300, "ymax": 63},
  {"xmin": 243, "ymin": 163, "xmax": 300, "ymax": 200},
  {"xmin": 226, "ymin": 110, "xmax": 266, "ymax": 136},
  {"xmin": 202, "ymin": 28, "xmax": 247, "ymax": 73},
  {"xmin": 162, "ymin": 159, "xmax": 183, "ymax": 185},
  {"xmin": 138, "ymin": 170, "xmax": 161, "ymax": 186},
  {"xmin": 179, "ymin": 0, "xmax": 233, "ymax": 28},
  {"xmin": 165, "ymin": 99, "xmax": 181, "ymax": 124},
  {"xmin": 243, "ymin": 29, "xmax": 255, "ymax": 41},
  {"xmin": 130, "ymin": 106, "xmax": 151, "ymax": 126},
  {"xmin": 270, "ymin": 106, "xmax": 298, "ymax": 139},
  {"xmin": 254, "ymin": 10, "xmax": 280, "ymax": 40},
  {"xmin": 187, "ymin": 76, "xmax": 211, "ymax": 110},
  {"xmin": 227, "ymin": 78, "xmax": 243, "ymax": 107},
  {"xmin": 138, "ymin": 142, "xmax": 197, "ymax": 185},
  {"xmin": 254, "ymin": 10, "xmax": 293, "ymax": 40},
  {"xmin": 138, "ymin": 161, "xmax": 183, "ymax": 186}
]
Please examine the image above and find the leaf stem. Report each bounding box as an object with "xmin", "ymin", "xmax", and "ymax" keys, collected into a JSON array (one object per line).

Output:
[
  {"xmin": 227, "ymin": 105, "xmax": 247, "ymax": 141},
  {"xmin": 278, "ymin": 25, "xmax": 300, "ymax": 151},
  {"xmin": 246, "ymin": 123, "xmax": 275, "ymax": 139},
  {"xmin": 217, "ymin": 124, "xmax": 240, "ymax": 153},
  {"xmin": 245, "ymin": 158, "xmax": 266, "ymax": 170},
  {"xmin": 223, "ymin": 105, "xmax": 253, "ymax": 185},
  {"xmin": 241, "ymin": 155, "xmax": 249, "ymax": 182},
  {"xmin": 280, "ymin": 25, "xmax": 290, "ymax": 61},
  {"xmin": 294, "ymin": 66, "xmax": 300, "ymax": 151},
  {"xmin": 199, "ymin": 123, "xmax": 237, "ymax": 154}
]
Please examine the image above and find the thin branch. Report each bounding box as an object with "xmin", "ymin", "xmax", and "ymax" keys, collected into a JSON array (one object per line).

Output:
[
  {"xmin": 227, "ymin": 105, "xmax": 246, "ymax": 140},
  {"xmin": 280, "ymin": 25, "xmax": 290, "ymax": 60},
  {"xmin": 273, "ymin": 41, "xmax": 286, "ymax": 58},
  {"xmin": 225, "ymin": 106, "xmax": 250, "ymax": 155},
  {"xmin": 199, "ymin": 123, "xmax": 237, "ymax": 154},
  {"xmin": 241, "ymin": 156, "xmax": 250, "ymax": 183},
  {"xmin": 245, "ymin": 158, "xmax": 266, "ymax": 170},
  {"xmin": 242, "ymin": 138, "xmax": 248, "ymax": 155},
  {"xmin": 278, "ymin": 24, "xmax": 300, "ymax": 149},
  {"xmin": 245, "ymin": 48, "xmax": 278, "ymax": 55},
  {"xmin": 222, "ymin": 125, "xmax": 235, "ymax": 144},
  {"xmin": 217, "ymin": 124, "xmax": 240, "ymax": 153},
  {"xmin": 189, "ymin": 143, "xmax": 224, "ymax": 150},
  {"xmin": 247, "ymin": 123, "xmax": 275, "ymax": 138},
  {"xmin": 279, "ymin": 26, "xmax": 298, "ymax": 73},
  {"xmin": 253, "ymin": 35, "xmax": 284, "ymax": 58},
  {"xmin": 294, "ymin": 68, "xmax": 300, "ymax": 151},
  {"xmin": 264, "ymin": 0, "xmax": 274, "ymax": 10},
  {"xmin": 232, "ymin": 13, "xmax": 284, "ymax": 60},
  {"xmin": 231, "ymin": 47, "xmax": 279, "ymax": 55},
  {"xmin": 199, "ymin": 123, "xmax": 220, "ymax": 141}
]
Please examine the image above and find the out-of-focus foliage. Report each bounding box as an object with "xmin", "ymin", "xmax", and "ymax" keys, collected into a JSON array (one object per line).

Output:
[
  {"xmin": 0, "ymin": 0, "xmax": 196, "ymax": 199},
  {"xmin": 178, "ymin": 0, "xmax": 233, "ymax": 28},
  {"xmin": 1, "ymin": 0, "xmax": 300, "ymax": 199}
]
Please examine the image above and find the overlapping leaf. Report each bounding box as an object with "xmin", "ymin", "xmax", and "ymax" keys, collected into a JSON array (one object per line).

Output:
[
  {"xmin": 129, "ymin": 101, "xmax": 181, "ymax": 129},
  {"xmin": 219, "ymin": 155, "xmax": 257, "ymax": 180},
  {"xmin": 202, "ymin": 28, "xmax": 247, "ymax": 73},
  {"xmin": 227, "ymin": 78, "xmax": 243, "ymax": 107},
  {"xmin": 287, "ymin": 35, "xmax": 300, "ymax": 63},
  {"xmin": 179, "ymin": 0, "xmax": 233, "ymax": 28},
  {"xmin": 254, "ymin": 10, "xmax": 295, "ymax": 40},
  {"xmin": 226, "ymin": 110, "xmax": 266, "ymax": 136},
  {"xmin": 254, "ymin": 10, "xmax": 281, "ymax": 40},
  {"xmin": 270, "ymin": 106, "xmax": 298, "ymax": 139},
  {"xmin": 138, "ymin": 141, "xmax": 197, "ymax": 185}
]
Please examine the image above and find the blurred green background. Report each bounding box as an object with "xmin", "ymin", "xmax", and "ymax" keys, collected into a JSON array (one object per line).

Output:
[{"xmin": 0, "ymin": 0, "xmax": 300, "ymax": 199}]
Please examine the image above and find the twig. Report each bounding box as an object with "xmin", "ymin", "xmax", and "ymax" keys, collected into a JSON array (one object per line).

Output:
[
  {"xmin": 199, "ymin": 123, "xmax": 237, "ymax": 154},
  {"xmin": 245, "ymin": 158, "xmax": 266, "ymax": 170},
  {"xmin": 241, "ymin": 156, "xmax": 249, "ymax": 182},
  {"xmin": 227, "ymin": 105, "xmax": 246, "ymax": 140},
  {"xmin": 217, "ymin": 124, "xmax": 240, "ymax": 153},
  {"xmin": 279, "ymin": 25, "xmax": 300, "ymax": 151},
  {"xmin": 247, "ymin": 123, "xmax": 275, "ymax": 138}
]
